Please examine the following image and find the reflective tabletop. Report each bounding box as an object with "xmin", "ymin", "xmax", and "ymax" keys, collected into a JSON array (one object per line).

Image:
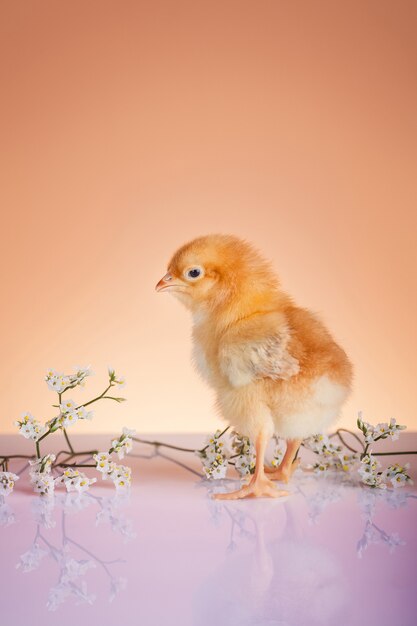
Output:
[{"xmin": 1, "ymin": 434, "xmax": 416, "ymax": 626}]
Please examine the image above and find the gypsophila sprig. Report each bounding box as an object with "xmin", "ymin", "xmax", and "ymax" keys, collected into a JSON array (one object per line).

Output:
[
  {"xmin": 269, "ymin": 436, "xmax": 286, "ymax": 470},
  {"xmin": 1, "ymin": 365, "xmax": 134, "ymax": 497},
  {"xmin": 110, "ymin": 427, "xmax": 136, "ymax": 460},
  {"xmin": 231, "ymin": 432, "xmax": 256, "ymax": 477},
  {"xmin": 383, "ymin": 463, "xmax": 413, "ymax": 489},
  {"xmin": 0, "ymin": 472, "xmax": 19, "ymax": 496},
  {"xmin": 357, "ymin": 412, "xmax": 406, "ymax": 444},
  {"xmin": 15, "ymin": 412, "xmax": 47, "ymax": 442},
  {"xmin": 57, "ymin": 469, "xmax": 97, "ymax": 494},
  {"xmin": 197, "ymin": 429, "xmax": 229, "ymax": 479}
]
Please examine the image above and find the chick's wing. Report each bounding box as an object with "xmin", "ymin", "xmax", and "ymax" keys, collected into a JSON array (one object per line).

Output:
[{"xmin": 218, "ymin": 313, "xmax": 300, "ymax": 387}]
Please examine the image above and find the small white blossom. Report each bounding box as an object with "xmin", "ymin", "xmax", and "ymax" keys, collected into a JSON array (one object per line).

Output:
[
  {"xmin": 197, "ymin": 430, "xmax": 229, "ymax": 480},
  {"xmin": 109, "ymin": 464, "xmax": 132, "ymax": 491},
  {"xmin": 15, "ymin": 412, "xmax": 47, "ymax": 441},
  {"xmin": 45, "ymin": 370, "xmax": 71, "ymax": 393},
  {"xmin": 357, "ymin": 412, "xmax": 406, "ymax": 444},
  {"xmin": 58, "ymin": 469, "xmax": 96, "ymax": 493},
  {"xmin": 358, "ymin": 453, "xmax": 386, "ymax": 489},
  {"xmin": 45, "ymin": 366, "xmax": 93, "ymax": 394},
  {"xmin": 31, "ymin": 472, "xmax": 56, "ymax": 496},
  {"xmin": 108, "ymin": 366, "xmax": 126, "ymax": 387},
  {"xmin": 383, "ymin": 463, "xmax": 413, "ymax": 489},
  {"xmin": 270, "ymin": 437, "xmax": 285, "ymax": 469},
  {"xmin": 59, "ymin": 399, "xmax": 77, "ymax": 413},
  {"xmin": 59, "ymin": 410, "xmax": 79, "ymax": 428},
  {"xmin": 93, "ymin": 452, "xmax": 114, "ymax": 477},
  {"xmin": 0, "ymin": 471, "xmax": 19, "ymax": 496},
  {"xmin": 74, "ymin": 406, "xmax": 94, "ymax": 420},
  {"xmin": 29, "ymin": 454, "xmax": 56, "ymax": 475},
  {"xmin": 231, "ymin": 432, "xmax": 256, "ymax": 477},
  {"xmin": 110, "ymin": 427, "xmax": 135, "ymax": 460}
]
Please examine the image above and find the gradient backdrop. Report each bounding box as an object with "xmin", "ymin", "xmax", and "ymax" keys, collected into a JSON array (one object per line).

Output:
[{"xmin": 1, "ymin": 1, "xmax": 416, "ymax": 436}]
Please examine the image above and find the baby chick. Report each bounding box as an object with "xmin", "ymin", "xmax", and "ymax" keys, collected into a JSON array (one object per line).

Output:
[{"xmin": 156, "ymin": 235, "xmax": 353, "ymax": 499}]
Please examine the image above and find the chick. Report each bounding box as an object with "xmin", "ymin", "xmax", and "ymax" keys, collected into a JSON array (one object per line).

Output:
[{"xmin": 156, "ymin": 235, "xmax": 353, "ymax": 499}]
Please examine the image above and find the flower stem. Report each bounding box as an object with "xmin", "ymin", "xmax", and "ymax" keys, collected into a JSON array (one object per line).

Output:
[
  {"xmin": 63, "ymin": 428, "xmax": 74, "ymax": 453},
  {"xmin": 58, "ymin": 463, "xmax": 96, "ymax": 468},
  {"xmin": 132, "ymin": 437, "xmax": 198, "ymax": 454},
  {"xmin": 79, "ymin": 384, "xmax": 113, "ymax": 409},
  {"xmin": 372, "ymin": 450, "xmax": 417, "ymax": 456},
  {"xmin": 36, "ymin": 441, "xmax": 40, "ymax": 458}
]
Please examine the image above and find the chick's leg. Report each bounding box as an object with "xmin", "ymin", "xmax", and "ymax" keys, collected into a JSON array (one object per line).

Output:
[
  {"xmin": 213, "ymin": 429, "xmax": 289, "ymax": 500},
  {"xmin": 265, "ymin": 438, "xmax": 302, "ymax": 483}
]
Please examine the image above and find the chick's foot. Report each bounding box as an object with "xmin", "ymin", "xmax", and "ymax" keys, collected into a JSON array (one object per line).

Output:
[
  {"xmin": 213, "ymin": 475, "xmax": 288, "ymax": 500},
  {"xmin": 266, "ymin": 458, "xmax": 300, "ymax": 483}
]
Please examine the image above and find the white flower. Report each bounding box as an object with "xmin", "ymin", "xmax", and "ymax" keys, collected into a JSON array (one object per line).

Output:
[
  {"xmin": 74, "ymin": 406, "xmax": 94, "ymax": 420},
  {"xmin": 270, "ymin": 437, "xmax": 285, "ymax": 469},
  {"xmin": 31, "ymin": 472, "xmax": 55, "ymax": 496},
  {"xmin": 109, "ymin": 464, "xmax": 132, "ymax": 490},
  {"xmin": 59, "ymin": 410, "xmax": 79, "ymax": 428},
  {"xmin": 45, "ymin": 366, "xmax": 93, "ymax": 395},
  {"xmin": 358, "ymin": 453, "xmax": 386, "ymax": 488},
  {"xmin": 45, "ymin": 369, "xmax": 71, "ymax": 393},
  {"xmin": 383, "ymin": 463, "xmax": 413, "ymax": 489},
  {"xmin": 72, "ymin": 365, "xmax": 94, "ymax": 386},
  {"xmin": 29, "ymin": 454, "xmax": 56, "ymax": 475},
  {"xmin": 93, "ymin": 452, "xmax": 114, "ymax": 477},
  {"xmin": 198, "ymin": 430, "xmax": 230, "ymax": 480},
  {"xmin": 0, "ymin": 471, "xmax": 19, "ymax": 496},
  {"xmin": 108, "ymin": 366, "xmax": 126, "ymax": 387},
  {"xmin": 15, "ymin": 412, "xmax": 47, "ymax": 441},
  {"xmin": 59, "ymin": 398, "xmax": 77, "ymax": 413},
  {"xmin": 58, "ymin": 469, "xmax": 96, "ymax": 493},
  {"xmin": 235, "ymin": 453, "xmax": 256, "ymax": 477},
  {"xmin": 16, "ymin": 543, "xmax": 47, "ymax": 572},
  {"xmin": 110, "ymin": 428, "xmax": 135, "ymax": 460},
  {"xmin": 387, "ymin": 418, "xmax": 406, "ymax": 441}
]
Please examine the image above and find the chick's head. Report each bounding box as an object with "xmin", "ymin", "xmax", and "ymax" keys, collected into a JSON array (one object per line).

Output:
[{"xmin": 155, "ymin": 234, "xmax": 277, "ymax": 312}]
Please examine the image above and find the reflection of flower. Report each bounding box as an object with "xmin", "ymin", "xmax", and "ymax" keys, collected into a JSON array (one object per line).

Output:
[
  {"xmin": 0, "ymin": 471, "xmax": 19, "ymax": 496},
  {"xmin": 16, "ymin": 543, "xmax": 47, "ymax": 572},
  {"xmin": 357, "ymin": 520, "xmax": 405, "ymax": 558},
  {"xmin": 31, "ymin": 494, "xmax": 56, "ymax": 528},
  {"xmin": 95, "ymin": 494, "xmax": 136, "ymax": 542},
  {"xmin": 15, "ymin": 491, "xmax": 133, "ymax": 610},
  {"xmin": 47, "ymin": 579, "xmax": 96, "ymax": 611},
  {"xmin": 0, "ymin": 498, "xmax": 16, "ymax": 526}
]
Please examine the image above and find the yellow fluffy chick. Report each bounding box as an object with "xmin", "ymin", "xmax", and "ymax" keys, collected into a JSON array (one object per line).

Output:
[{"xmin": 156, "ymin": 234, "xmax": 353, "ymax": 499}]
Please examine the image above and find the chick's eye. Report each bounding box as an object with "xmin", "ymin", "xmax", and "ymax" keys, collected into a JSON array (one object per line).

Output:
[{"xmin": 187, "ymin": 268, "xmax": 202, "ymax": 279}]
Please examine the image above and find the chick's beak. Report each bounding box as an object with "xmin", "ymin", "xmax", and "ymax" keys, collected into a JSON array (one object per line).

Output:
[{"xmin": 155, "ymin": 272, "xmax": 185, "ymax": 292}]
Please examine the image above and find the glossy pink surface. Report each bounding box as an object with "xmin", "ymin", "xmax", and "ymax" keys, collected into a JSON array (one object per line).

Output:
[{"xmin": 1, "ymin": 434, "xmax": 416, "ymax": 626}]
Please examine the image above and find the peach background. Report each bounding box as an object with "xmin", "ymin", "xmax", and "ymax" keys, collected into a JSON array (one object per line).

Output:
[{"xmin": 0, "ymin": 0, "xmax": 416, "ymax": 436}]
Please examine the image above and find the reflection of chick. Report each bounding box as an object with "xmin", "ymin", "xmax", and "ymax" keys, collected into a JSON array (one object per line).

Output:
[{"xmin": 156, "ymin": 235, "xmax": 353, "ymax": 499}]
